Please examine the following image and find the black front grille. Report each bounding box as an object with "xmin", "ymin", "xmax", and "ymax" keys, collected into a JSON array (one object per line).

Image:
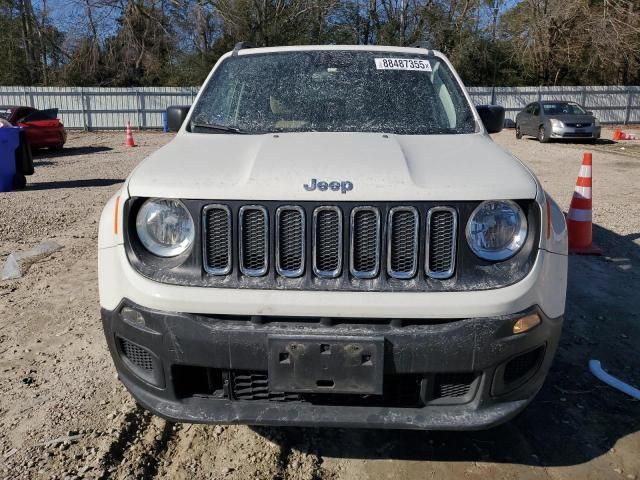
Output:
[
  {"xmin": 231, "ymin": 371, "xmax": 424, "ymax": 407},
  {"xmin": 351, "ymin": 207, "xmax": 380, "ymax": 278},
  {"xmin": 240, "ymin": 206, "xmax": 268, "ymax": 276},
  {"xmin": 565, "ymin": 123, "xmax": 591, "ymax": 128},
  {"xmin": 388, "ymin": 207, "xmax": 419, "ymax": 278},
  {"xmin": 174, "ymin": 367, "xmax": 482, "ymax": 407},
  {"xmin": 563, "ymin": 132, "xmax": 592, "ymax": 138},
  {"xmin": 427, "ymin": 208, "xmax": 457, "ymax": 278},
  {"xmin": 276, "ymin": 207, "xmax": 305, "ymax": 277},
  {"xmin": 120, "ymin": 339, "xmax": 154, "ymax": 372},
  {"xmin": 200, "ymin": 202, "xmax": 467, "ymax": 286},
  {"xmin": 313, "ymin": 207, "xmax": 342, "ymax": 277}
]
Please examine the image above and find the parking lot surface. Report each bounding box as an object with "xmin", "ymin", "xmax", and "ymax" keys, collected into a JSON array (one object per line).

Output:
[{"xmin": 1, "ymin": 128, "xmax": 639, "ymax": 479}]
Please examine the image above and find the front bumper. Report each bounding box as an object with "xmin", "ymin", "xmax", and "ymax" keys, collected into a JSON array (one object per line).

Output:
[
  {"xmin": 551, "ymin": 125, "xmax": 601, "ymax": 139},
  {"xmin": 102, "ymin": 301, "xmax": 563, "ymax": 430}
]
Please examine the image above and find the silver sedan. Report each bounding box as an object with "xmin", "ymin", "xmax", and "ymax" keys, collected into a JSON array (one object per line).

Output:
[{"xmin": 515, "ymin": 101, "xmax": 601, "ymax": 143}]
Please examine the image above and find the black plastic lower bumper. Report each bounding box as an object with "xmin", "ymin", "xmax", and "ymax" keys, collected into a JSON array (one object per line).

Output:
[{"xmin": 101, "ymin": 301, "xmax": 563, "ymax": 430}]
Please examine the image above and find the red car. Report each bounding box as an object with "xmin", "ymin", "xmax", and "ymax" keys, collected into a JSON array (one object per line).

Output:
[{"xmin": 0, "ymin": 106, "xmax": 67, "ymax": 150}]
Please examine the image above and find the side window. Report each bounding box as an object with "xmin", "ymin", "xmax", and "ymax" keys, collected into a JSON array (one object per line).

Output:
[
  {"xmin": 532, "ymin": 104, "xmax": 540, "ymax": 116},
  {"xmin": 430, "ymin": 63, "xmax": 456, "ymax": 128},
  {"xmin": 15, "ymin": 108, "xmax": 35, "ymax": 122},
  {"xmin": 12, "ymin": 108, "xmax": 25, "ymax": 121},
  {"xmin": 524, "ymin": 104, "xmax": 533, "ymax": 114}
]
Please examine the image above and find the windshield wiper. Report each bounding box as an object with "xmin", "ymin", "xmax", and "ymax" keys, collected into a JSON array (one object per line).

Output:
[{"xmin": 191, "ymin": 122, "xmax": 245, "ymax": 134}]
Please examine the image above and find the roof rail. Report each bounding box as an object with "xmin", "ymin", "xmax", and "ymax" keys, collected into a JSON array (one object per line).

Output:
[{"xmin": 232, "ymin": 42, "xmax": 256, "ymax": 56}]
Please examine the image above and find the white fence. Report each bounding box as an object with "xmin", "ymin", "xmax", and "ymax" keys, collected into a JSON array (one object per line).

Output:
[
  {"xmin": 0, "ymin": 87, "xmax": 198, "ymax": 130},
  {"xmin": 0, "ymin": 85, "xmax": 638, "ymax": 129}
]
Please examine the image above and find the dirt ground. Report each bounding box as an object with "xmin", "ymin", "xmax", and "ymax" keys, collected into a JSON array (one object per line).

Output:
[{"xmin": 1, "ymin": 127, "xmax": 640, "ymax": 480}]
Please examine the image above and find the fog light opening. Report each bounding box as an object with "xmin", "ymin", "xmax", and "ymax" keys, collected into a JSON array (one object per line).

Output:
[
  {"xmin": 121, "ymin": 307, "xmax": 146, "ymax": 329},
  {"xmin": 513, "ymin": 313, "xmax": 541, "ymax": 334}
]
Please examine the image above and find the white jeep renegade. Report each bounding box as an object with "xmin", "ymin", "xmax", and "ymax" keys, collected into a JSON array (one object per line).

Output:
[{"xmin": 98, "ymin": 44, "xmax": 568, "ymax": 430}]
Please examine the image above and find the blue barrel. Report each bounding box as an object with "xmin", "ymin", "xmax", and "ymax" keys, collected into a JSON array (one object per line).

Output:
[
  {"xmin": 162, "ymin": 111, "xmax": 169, "ymax": 133},
  {"xmin": 0, "ymin": 127, "xmax": 20, "ymax": 192}
]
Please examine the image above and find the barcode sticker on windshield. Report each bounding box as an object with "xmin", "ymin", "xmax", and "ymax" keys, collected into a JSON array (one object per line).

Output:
[{"xmin": 375, "ymin": 58, "xmax": 432, "ymax": 72}]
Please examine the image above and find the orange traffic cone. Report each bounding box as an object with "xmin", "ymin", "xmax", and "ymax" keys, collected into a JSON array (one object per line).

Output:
[
  {"xmin": 613, "ymin": 129, "xmax": 638, "ymax": 141},
  {"xmin": 567, "ymin": 152, "xmax": 601, "ymax": 255},
  {"xmin": 125, "ymin": 121, "xmax": 136, "ymax": 147}
]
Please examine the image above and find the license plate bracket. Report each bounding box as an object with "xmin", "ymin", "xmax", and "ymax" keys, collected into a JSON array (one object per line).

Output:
[{"xmin": 268, "ymin": 336, "xmax": 384, "ymax": 394}]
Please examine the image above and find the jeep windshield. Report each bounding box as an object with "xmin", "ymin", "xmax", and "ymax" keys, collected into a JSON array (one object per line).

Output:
[{"xmin": 190, "ymin": 50, "xmax": 476, "ymax": 135}]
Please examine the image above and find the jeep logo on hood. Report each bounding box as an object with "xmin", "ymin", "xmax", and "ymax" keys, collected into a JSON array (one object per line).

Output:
[{"xmin": 304, "ymin": 178, "xmax": 354, "ymax": 194}]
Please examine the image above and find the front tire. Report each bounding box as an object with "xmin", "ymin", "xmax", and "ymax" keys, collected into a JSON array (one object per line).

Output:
[
  {"xmin": 538, "ymin": 126, "xmax": 550, "ymax": 143},
  {"xmin": 515, "ymin": 124, "xmax": 523, "ymax": 139}
]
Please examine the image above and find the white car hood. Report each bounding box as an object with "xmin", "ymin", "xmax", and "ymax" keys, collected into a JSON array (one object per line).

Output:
[{"xmin": 127, "ymin": 132, "xmax": 537, "ymax": 201}]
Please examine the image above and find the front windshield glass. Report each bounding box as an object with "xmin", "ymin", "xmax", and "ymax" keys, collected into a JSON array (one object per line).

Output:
[
  {"xmin": 190, "ymin": 50, "xmax": 476, "ymax": 135},
  {"xmin": 542, "ymin": 102, "xmax": 587, "ymax": 115}
]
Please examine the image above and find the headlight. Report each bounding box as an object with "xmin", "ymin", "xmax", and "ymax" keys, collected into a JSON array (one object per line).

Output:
[
  {"xmin": 549, "ymin": 119, "xmax": 564, "ymax": 129},
  {"xmin": 135, "ymin": 198, "xmax": 194, "ymax": 257},
  {"xmin": 466, "ymin": 200, "xmax": 527, "ymax": 261}
]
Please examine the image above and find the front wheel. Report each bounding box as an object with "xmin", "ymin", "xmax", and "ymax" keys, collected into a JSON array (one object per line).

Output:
[
  {"xmin": 538, "ymin": 126, "xmax": 550, "ymax": 143},
  {"xmin": 515, "ymin": 124, "xmax": 523, "ymax": 139}
]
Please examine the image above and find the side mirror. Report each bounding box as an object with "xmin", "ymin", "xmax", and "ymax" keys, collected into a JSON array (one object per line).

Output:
[
  {"xmin": 586, "ymin": 111, "xmax": 594, "ymax": 116},
  {"xmin": 166, "ymin": 105, "xmax": 191, "ymax": 132},
  {"xmin": 476, "ymin": 105, "xmax": 505, "ymax": 134}
]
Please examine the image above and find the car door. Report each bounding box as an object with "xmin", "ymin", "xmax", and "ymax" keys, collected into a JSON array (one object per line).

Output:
[
  {"xmin": 530, "ymin": 103, "xmax": 541, "ymax": 135},
  {"xmin": 519, "ymin": 103, "xmax": 533, "ymax": 134}
]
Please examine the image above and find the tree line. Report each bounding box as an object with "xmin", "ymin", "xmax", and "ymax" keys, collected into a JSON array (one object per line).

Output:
[{"xmin": 1, "ymin": 0, "xmax": 639, "ymax": 87}]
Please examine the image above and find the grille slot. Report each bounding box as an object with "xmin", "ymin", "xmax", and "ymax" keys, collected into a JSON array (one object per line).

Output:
[
  {"xmin": 239, "ymin": 206, "xmax": 268, "ymax": 276},
  {"xmin": 203, "ymin": 204, "xmax": 232, "ymax": 275},
  {"xmin": 426, "ymin": 207, "xmax": 457, "ymax": 279},
  {"xmin": 387, "ymin": 207, "xmax": 419, "ymax": 279},
  {"xmin": 120, "ymin": 339, "xmax": 154, "ymax": 372},
  {"xmin": 232, "ymin": 372, "xmax": 301, "ymax": 402},
  {"xmin": 229, "ymin": 371, "xmax": 422, "ymax": 406},
  {"xmin": 276, "ymin": 206, "xmax": 305, "ymax": 278},
  {"xmin": 434, "ymin": 372, "xmax": 475, "ymax": 400},
  {"xmin": 350, "ymin": 207, "xmax": 381, "ymax": 279},
  {"xmin": 313, "ymin": 207, "xmax": 343, "ymax": 278}
]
